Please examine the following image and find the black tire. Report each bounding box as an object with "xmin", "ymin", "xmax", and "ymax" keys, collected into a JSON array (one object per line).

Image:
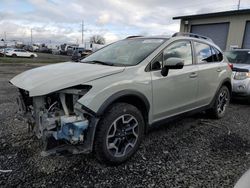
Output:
[
  {"xmin": 247, "ymin": 97, "xmax": 250, "ymax": 105},
  {"xmin": 207, "ymin": 86, "xmax": 230, "ymax": 119},
  {"xmin": 30, "ymin": 54, "xmax": 34, "ymax": 58},
  {"xmin": 94, "ymin": 103, "xmax": 145, "ymax": 165},
  {"xmin": 12, "ymin": 54, "xmax": 17, "ymax": 58}
]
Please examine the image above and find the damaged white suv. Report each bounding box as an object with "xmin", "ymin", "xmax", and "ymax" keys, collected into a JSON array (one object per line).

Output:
[{"xmin": 10, "ymin": 33, "xmax": 232, "ymax": 164}]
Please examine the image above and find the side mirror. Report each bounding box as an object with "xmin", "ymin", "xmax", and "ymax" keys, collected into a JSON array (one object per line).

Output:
[{"xmin": 161, "ymin": 57, "xmax": 184, "ymax": 77}]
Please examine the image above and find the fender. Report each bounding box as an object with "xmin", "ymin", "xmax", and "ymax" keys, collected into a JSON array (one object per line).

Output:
[
  {"xmin": 96, "ymin": 89, "xmax": 150, "ymax": 116},
  {"xmin": 208, "ymin": 77, "xmax": 232, "ymax": 108}
]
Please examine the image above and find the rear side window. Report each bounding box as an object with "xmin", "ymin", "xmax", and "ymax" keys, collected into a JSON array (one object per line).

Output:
[
  {"xmin": 163, "ymin": 41, "xmax": 193, "ymax": 65},
  {"xmin": 213, "ymin": 47, "xmax": 223, "ymax": 62},
  {"xmin": 194, "ymin": 42, "xmax": 213, "ymax": 63}
]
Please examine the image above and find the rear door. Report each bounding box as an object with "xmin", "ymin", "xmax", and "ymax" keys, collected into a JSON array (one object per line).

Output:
[
  {"xmin": 20, "ymin": 50, "xmax": 29, "ymax": 57},
  {"xmin": 151, "ymin": 40, "xmax": 199, "ymax": 121},
  {"xmin": 194, "ymin": 41, "xmax": 223, "ymax": 106},
  {"xmin": 14, "ymin": 49, "xmax": 20, "ymax": 56}
]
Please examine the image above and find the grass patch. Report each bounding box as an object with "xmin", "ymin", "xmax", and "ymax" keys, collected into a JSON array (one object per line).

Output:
[{"xmin": 0, "ymin": 53, "xmax": 72, "ymax": 64}]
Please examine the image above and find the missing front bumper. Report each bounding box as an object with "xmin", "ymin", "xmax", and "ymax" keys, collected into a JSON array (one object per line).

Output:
[{"xmin": 17, "ymin": 90, "xmax": 99, "ymax": 156}]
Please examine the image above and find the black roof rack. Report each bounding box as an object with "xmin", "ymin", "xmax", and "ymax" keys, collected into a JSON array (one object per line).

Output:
[
  {"xmin": 172, "ymin": 32, "xmax": 213, "ymax": 42},
  {"xmin": 125, "ymin": 35, "xmax": 143, "ymax": 39}
]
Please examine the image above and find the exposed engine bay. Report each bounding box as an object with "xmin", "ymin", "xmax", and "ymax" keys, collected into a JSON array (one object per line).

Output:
[{"xmin": 17, "ymin": 85, "xmax": 98, "ymax": 155}]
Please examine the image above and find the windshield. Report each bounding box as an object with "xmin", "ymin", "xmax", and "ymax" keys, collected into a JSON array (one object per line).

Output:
[
  {"xmin": 225, "ymin": 51, "xmax": 250, "ymax": 64},
  {"xmin": 81, "ymin": 38, "xmax": 166, "ymax": 66}
]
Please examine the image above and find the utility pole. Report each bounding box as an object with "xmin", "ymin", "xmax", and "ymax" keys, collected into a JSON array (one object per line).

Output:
[
  {"xmin": 81, "ymin": 20, "xmax": 84, "ymax": 44},
  {"xmin": 4, "ymin": 31, "xmax": 6, "ymax": 42},
  {"xmin": 237, "ymin": 0, "xmax": 241, "ymax": 10},
  {"xmin": 3, "ymin": 31, "xmax": 6, "ymax": 57},
  {"xmin": 31, "ymin": 29, "xmax": 33, "ymax": 45}
]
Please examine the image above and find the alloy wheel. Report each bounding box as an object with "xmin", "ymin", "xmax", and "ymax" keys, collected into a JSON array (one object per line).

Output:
[
  {"xmin": 106, "ymin": 114, "xmax": 139, "ymax": 158},
  {"xmin": 217, "ymin": 89, "xmax": 229, "ymax": 115}
]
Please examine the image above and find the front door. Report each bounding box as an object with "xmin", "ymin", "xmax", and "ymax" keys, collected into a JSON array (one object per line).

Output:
[{"xmin": 151, "ymin": 40, "xmax": 198, "ymax": 122}]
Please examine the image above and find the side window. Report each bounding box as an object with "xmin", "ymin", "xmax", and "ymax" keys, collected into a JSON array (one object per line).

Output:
[
  {"xmin": 194, "ymin": 42, "xmax": 213, "ymax": 63},
  {"xmin": 211, "ymin": 47, "xmax": 218, "ymax": 62},
  {"xmin": 163, "ymin": 41, "xmax": 193, "ymax": 65},
  {"xmin": 213, "ymin": 47, "xmax": 223, "ymax": 62}
]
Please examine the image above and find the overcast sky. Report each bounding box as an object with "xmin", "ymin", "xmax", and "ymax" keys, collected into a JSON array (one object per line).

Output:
[{"xmin": 0, "ymin": 0, "xmax": 249, "ymax": 44}]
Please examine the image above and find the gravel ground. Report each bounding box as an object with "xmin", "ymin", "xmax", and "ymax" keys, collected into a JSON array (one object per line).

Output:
[{"xmin": 1, "ymin": 63, "xmax": 250, "ymax": 187}]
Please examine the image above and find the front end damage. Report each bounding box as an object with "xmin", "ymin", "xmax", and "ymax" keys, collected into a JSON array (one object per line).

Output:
[{"xmin": 17, "ymin": 85, "xmax": 99, "ymax": 156}]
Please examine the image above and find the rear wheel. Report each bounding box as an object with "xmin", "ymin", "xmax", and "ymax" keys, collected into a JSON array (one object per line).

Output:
[
  {"xmin": 94, "ymin": 103, "xmax": 144, "ymax": 165},
  {"xmin": 30, "ymin": 54, "xmax": 34, "ymax": 58},
  {"xmin": 207, "ymin": 86, "xmax": 230, "ymax": 119}
]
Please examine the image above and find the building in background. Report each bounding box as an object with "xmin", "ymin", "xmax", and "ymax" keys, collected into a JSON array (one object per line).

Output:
[{"xmin": 173, "ymin": 9, "xmax": 250, "ymax": 50}]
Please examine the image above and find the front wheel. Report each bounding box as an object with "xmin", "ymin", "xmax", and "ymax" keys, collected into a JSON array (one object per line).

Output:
[
  {"xmin": 207, "ymin": 86, "xmax": 230, "ymax": 119},
  {"xmin": 94, "ymin": 103, "xmax": 144, "ymax": 165},
  {"xmin": 30, "ymin": 54, "xmax": 34, "ymax": 58}
]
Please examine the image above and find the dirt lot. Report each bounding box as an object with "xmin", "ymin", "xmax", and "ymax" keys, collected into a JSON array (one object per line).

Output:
[{"xmin": 1, "ymin": 63, "xmax": 250, "ymax": 187}]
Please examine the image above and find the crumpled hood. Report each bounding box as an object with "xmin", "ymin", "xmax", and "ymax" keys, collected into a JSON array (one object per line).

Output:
[
  {"xmin": 10, "ymin": 62, "xmax": 125, "ymax": 96},
  {"xmin": 233, "ymin": 63, "xmax": 250, "ymax": 71}
]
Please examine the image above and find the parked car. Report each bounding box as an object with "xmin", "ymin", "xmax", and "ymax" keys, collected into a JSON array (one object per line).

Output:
[
  {"xmin": 71, "ymin": 47, "xmax": 85, "ymax": 61},
  {"xmin": 81, "ymin": 49, "xmax": 92, "ymax": 58},
  {"xmin": 225, "ymin": 49, "xmax": 250, "ymax": 101},
  {"xmin": 6, "ymin": 49, "xmax": 38, "ymax": 58},
  {"xmin": 72, "ymin": 49, "xmax": 92, "ymax": 61},
  {"xmin": 0, "ymin": 48, "xmax": 14, "ymax": 57},
  {"xmin": 0, "ymin": 49, "xmax": 4, "ymax": 57},
  {"xmin": 10, "ymin": 33, "xmax": 232, "ymax": 165}
]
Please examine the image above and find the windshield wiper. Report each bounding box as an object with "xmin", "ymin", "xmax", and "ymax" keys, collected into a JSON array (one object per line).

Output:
[{"xmin": 83, "ymin": 60, "xmax": 114, "ymax": 66}]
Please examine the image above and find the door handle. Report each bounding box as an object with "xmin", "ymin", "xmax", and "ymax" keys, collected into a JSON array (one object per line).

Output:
[
  {"xmin": 217, "ymin": 68, "xmax": 222, "ymax": 72},
  {"xmin": 189, "ymin": 72, "xmax": 198, "ymax": 78}
]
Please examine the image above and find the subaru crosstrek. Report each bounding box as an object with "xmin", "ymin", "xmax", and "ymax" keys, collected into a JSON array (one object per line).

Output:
[{"xmin": 10, "ymin": 33, "xmax": 232, "ymax": 165}]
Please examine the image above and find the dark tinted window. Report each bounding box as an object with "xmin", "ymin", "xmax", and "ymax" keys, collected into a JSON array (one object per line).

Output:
[
  {"xmin": 151, "ymin": 54, "xmax": 163, "ymax": 71},
  {"xmin": 163, "ymin": 41, "xmax": 193, "ymax": 65},
  {"xmin": 194, "ymin": 42, "xmax": 213, "ymax": 63},
  {"xmin": 211, "ymin": 47, "xmax": 218, "ymax": 62},
  {"xmin": 214, "ymin": 48, "xmax": 223, "ymax": 61},
  {"xmin": 225, "ymin": 51, "xmax": 250, "ymax": 64}
]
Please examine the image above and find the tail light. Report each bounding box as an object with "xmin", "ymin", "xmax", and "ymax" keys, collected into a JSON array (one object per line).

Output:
[{"xmin": 228, "ymin": 63, "xmax": 233, "ymax": 70}]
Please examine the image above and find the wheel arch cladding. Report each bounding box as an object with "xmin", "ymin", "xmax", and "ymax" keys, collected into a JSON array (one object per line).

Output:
[
  {"xmin": 222, "ymin": 79, "xmax": 232, "ymax": 93},
  {"xmin": 97, "ymin": 90, "xmax": 150, "ymax": 127}
]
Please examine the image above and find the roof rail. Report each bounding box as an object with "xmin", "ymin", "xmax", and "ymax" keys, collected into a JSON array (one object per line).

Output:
[
  {"xmin": 172, "ymin": 32, "xmax": 213, "ymax": 42},
  {"xmin": 126, "ymin": 35, "xmax": 143, "ymax": 39}
]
